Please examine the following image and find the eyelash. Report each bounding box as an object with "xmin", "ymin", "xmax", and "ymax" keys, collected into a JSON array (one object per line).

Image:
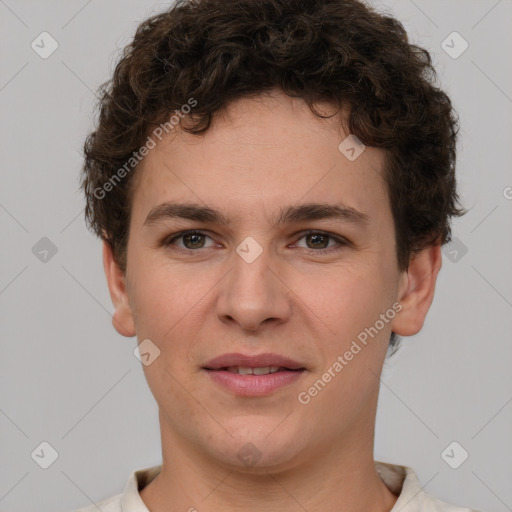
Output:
[{"xmin": 163, "ymin": 230, "xmax": 348, "ymax": 255}]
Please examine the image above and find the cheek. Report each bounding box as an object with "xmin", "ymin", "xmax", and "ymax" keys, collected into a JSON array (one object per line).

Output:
[
  {"xmin": 128, "ymin": 255, "xmax": 207, "ymax": 342},
  {"xmin": 294, "ymin": 263, "xmax": 391, "ymax": 340},
  {"xmin": 296, "ymin": 269, "xmax": 392, "ymax": 411}
]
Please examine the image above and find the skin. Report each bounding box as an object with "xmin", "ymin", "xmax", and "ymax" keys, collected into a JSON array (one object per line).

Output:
[{"xmin": 103, "ymin": 89, "xmax": 442, "ymax": 512}]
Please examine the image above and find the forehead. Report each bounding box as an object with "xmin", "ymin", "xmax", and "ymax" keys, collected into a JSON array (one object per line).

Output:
[{"xmin": 131, "ymin": 91, "xmax": 390, "ymax": 228}]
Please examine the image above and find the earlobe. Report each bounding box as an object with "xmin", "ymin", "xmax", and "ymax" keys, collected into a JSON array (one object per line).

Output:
[
  {"xmin": 391, "ymin": 244, "xmax": 442, "ymax": 337},
  {"xmin": 102, "ymin": 241, "xmax": 136, "ymax": 337}
]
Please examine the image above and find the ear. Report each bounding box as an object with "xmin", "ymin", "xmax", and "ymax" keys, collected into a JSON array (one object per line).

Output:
[
  {"xmin": 102, "ymin": 240, "xmax": 136, "ymax": 337},
  {"xmin": 391, "ymin": 243, "xmax": 442, "ymax": 337}
]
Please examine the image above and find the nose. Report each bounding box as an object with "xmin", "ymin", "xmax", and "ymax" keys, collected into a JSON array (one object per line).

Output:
[{"xmin": 215, "ymin": 246, "xmax": 292, "ymax": 333}]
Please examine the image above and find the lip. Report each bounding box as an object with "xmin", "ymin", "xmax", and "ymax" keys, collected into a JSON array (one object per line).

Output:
[
  {"xmin": 203, "ymin": 352, "xmax": 305, "ymax": 371},
  {"xmin": 202, "ymin": 352, "xmax": 306, "ymax": 397}
]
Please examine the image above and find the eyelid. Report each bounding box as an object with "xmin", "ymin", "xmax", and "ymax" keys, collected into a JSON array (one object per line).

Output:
[
  {"xmin": 291, "ymin": 229, "xmax": 349, "ymax": 252},
  {"xmin": 164, "ymin": 229, "xmax": 349, "ymax": 253},
  {"xmin": 164, "ymin": 230, "xmax": 217, "ymax": 248}
]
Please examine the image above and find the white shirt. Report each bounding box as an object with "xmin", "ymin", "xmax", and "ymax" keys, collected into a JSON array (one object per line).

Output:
[{"xmin": 74, "ymin": 461, "xmax": 480, "ymax": 511}]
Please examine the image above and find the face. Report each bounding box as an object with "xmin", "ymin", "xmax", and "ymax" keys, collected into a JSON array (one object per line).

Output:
[{"xmin": 105, "ymin": 89, "xmax": 440, "ymax": 472}]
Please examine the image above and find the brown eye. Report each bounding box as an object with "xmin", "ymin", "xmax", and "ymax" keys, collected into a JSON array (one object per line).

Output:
[
  {"xmin": 305, "ymin": 233, "xmax": 330, "ymax": 249},
  {"xmin": 294, "ymin": 231, "xmax": 347, "ymax": 255},
  {"xmin": 165, "ymin": 231, "xmax": 215, "ymax": 250},
  {"xmin": 182, "ymin": 232, "xmax": 206, "ymax": 249}
]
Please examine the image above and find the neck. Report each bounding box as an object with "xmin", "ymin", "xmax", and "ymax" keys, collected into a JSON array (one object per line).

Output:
[{"xmin": 140, "ymin": 411, "xmax": 398, "ymax": 512}]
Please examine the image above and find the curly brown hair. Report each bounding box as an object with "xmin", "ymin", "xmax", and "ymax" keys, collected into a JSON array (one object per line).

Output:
[{"xmin": 81, "ymin": 0, "xmax": 465, "ymax": 274}]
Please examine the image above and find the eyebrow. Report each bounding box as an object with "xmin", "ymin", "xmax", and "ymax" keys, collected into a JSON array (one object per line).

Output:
[{"xmin": 144, "ymin": 202, "xmax": 370, "ymax": 228}]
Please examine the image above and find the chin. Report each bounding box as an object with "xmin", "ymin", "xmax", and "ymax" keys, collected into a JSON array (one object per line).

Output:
[{"xmin": 203, "ymin": 420, "xmax": 308, "ymax": 474}]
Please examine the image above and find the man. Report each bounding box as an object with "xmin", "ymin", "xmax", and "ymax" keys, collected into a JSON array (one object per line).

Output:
[{"xmin": 77, "ymin": 0, "xmax": 479, "ymax": 510}]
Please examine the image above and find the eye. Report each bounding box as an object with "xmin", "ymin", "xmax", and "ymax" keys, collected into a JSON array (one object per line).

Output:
[
  {"xmin": 293, "ymin": 231, "xmax": 347, "ymax": 254},
  {"xmin": 165, "ymin": 230, "xmax": 216, "ymax": 250},
  {"xmin": 163, "ymin": 229, "xmax": 348, "ymax": 254}
]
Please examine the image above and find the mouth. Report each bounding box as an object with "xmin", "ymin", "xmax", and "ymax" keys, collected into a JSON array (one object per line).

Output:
[
  {"xmin": 203, "ymin": 352, "xmax": 305, "ymax": 371},
  {"xmin": 202, "ymin": 353, "xmax": 306, "ymax": 396},
  {"xmin": 212, "ymin": 366, "xmax": 305, "ymax": 375}
]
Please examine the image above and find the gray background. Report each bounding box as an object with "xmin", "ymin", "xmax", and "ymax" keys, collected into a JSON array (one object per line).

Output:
[{"xmin": 0, "ymin": 1, "xmax": 511, "ymax": 510}]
